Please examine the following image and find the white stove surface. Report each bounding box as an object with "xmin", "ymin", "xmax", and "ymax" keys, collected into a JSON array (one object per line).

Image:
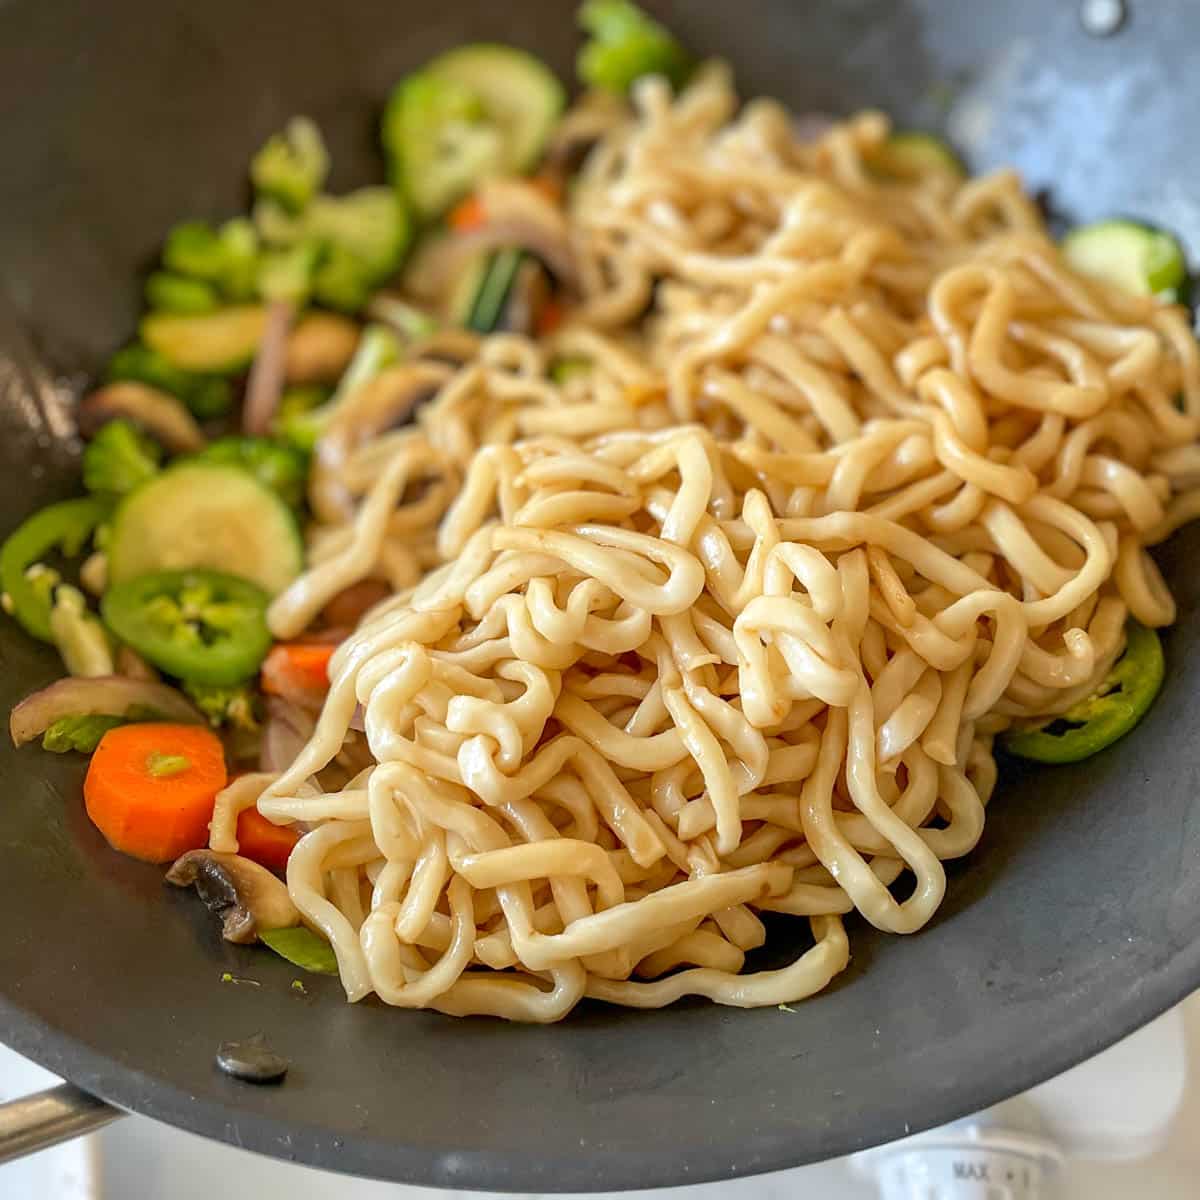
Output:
[{"xmin": 6, "ymin": 994, "xmax": 1200, "ymax": 1199}]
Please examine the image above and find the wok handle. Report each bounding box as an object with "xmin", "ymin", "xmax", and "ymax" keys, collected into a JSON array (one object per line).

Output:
[{"xmin": 0, "ymin": 1083, "xmax": 122, "ymax": 1164}]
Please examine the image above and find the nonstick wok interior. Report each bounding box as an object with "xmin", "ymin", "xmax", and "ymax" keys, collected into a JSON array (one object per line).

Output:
[{"xmin": 1, "ymin": 0, "xmax": 1199, "ymax": 1189}]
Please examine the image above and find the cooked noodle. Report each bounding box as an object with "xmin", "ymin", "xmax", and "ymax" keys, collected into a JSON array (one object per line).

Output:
[{"xmin": 211, "ymin": 66, "xmax": 1200, "ymax": 1019}]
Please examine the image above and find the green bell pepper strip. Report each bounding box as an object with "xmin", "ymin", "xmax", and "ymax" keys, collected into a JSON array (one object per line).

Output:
[
  {"xmin": 0, "ymin": 497, "xmax": 112, "ymax": 641},
  {"xmin": 101, "ymin": 569, "xmax": 272, "ymax": 687},
  {"xmin": 1003, "ymin": 623, "xmax": 1164, "ymax": 764}
]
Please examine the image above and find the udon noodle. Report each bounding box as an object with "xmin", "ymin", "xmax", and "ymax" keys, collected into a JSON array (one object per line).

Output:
[{"xmin": 211, "ymin": 64, "xmax": 1200, "ymax": 1019}]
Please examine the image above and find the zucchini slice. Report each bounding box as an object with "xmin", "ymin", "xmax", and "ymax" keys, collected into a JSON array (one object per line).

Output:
[
  {"xmin": 141, "ymin": 306, "xmax": 268, "ymax": 373},
  {"xmin": 426, "ymin": 45, "xmax": 565, "ymax": 175},
  {"xmin": 384, "ymin": 45, "xmax": 564, "ymax": 221},
  {"xmin": 874, "ymin": 132, "xmax": 965, "ymax": 180},
  {"xmin": 107, "ymin": 462, "xmax": 303, "ymax": 595},
  {"xmin": 1062, "ymin": 219, "xmax": 1189, "ymax": 302}
]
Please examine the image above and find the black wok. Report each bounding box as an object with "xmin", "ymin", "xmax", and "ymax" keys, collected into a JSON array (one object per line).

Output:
[{"xmin": 1, "ymin": 0, "xmax": 1198, "ymax": 1189}]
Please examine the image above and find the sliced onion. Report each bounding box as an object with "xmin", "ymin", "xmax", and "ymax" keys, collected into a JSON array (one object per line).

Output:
[
  {"xmin": 10, "ymin": 675, "xmax": 203, "ymax": 746},
  {"xmin": 243, "ymin": 299, "xmax": 294, "ymax": 436},
  {"xmin": 259, "ymin": 696, "xmax": 316, "ymax": 772}
]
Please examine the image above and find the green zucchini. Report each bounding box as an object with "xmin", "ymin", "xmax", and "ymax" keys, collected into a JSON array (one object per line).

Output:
[
  {"xmin": 874, "ymin": 132, "xmax": 965, "ymax": 180},
  {"xmin": 141, "ymin": 306, "xmax": 268, "ymax": 373},
  {"xmin": 1062, "ymin": 219, "xmax": 1189, "ymax": 302},
  {"xmin": 107, "ymin": 462, "xmax": 303, "ymax": 596},
  {"xmin": 383, "ymin": 44, "xmax": 564, "ymax": 221}
]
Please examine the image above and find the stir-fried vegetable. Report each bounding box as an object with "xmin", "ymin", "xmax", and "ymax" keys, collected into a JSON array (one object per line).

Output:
[
  {"xmin": 82, "ymin": 419, "xmax": 162, "ymax": 497},
  {"xmin": 9, "ymin": 676, "xmax": 202, "ymax": 747},
  {"xmin": 872, "ymin": 131, "xmax": 965, "ymax": 180},
  {"xmin": 190, "ymin": 436, "xmax": 308, "ymax": 509},
  {"xmin": 261, "ymin": 642, "xmax": 335, "ymax": 705},
  {"xmin": 163, "ymin": 219, "xmax": 259, "ymax": 302},
  {"xmin": 236, "ymin": 806, "xmax": 301, "ymax": 874},
  {"xmin": 577, "ymin": 0, "xmax": 693, "ymax": 93},
  {"xmin": 141, "ymin": 305, "xmax": 269, "ymax": 373},
  {"xmin": 384, "ymin": 46, "xmax": 564, "ymax": 222},
  {"xmin": 258, "ymin": 926, "xmax": 339, "ymax": 975},
  {"xmin": 1062, "ymin": 219, "xmax": 1190, "ymax": 303},
  {"xmin": 256, "ymin": 240, "xmax": 322, "ymax": 306},
  {"xmin": 145, "ymin": 272, "xmax": 221, "ymax": 315},
  {"xmin": 183, "ymin": 680, "xmax": 261, "ymax": 731},
  {"xmin": 0, "ymin": 497, "xmax": 111, "ymax": 641},
  {"xmin": 84, "ymin": 722, "xmax": 228, "ymax": 863},
  {"xmin": 102, "ymin": 569, "xmax": 273, "ymax": 687},
  {"xmin": 49, "ymin": 585, "xmax": 114, "ymax": 677},
  {"xmin": 106, "ymin": 462, "xmax": 303, "ymax": 594},
  {"xmin": 250, "ymin": 116, "xmax": 330, "ymax": 216},
  {"xmin": 105, "ymin": 344, "xmax": 233, "ymax": 420},
  {"xmin": 275, "ymin": 325, "xmax": 400, "ymax": 452},
  {"xmin": 1004, "ymin": 624, "xmax": 1165, "ymax": 764},
  {"xmin": 42, "ymin": 713, "xmax": 130, "ymax": 754}
]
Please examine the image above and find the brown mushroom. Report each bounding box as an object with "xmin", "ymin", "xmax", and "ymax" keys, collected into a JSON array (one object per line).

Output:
[
  {"xmin": 77, "ymin": 382, "xmax": 206, "ymax": 453},
  {"xmin": 166, "ymin": 850, "xmax": 300, "ymax": 944},
  {"xmin": 283, "ymin": 312, "xmax": 361, "ymax": 384}
]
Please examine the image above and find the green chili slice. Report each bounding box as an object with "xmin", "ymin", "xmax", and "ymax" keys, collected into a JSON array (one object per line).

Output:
[
  {"xmin": 1004, "ymin": 623, "xmax": 1164, "ymax": 764},
  {"xmin": 101, "ymin": 569, "xmax": 271, "ymax": 686},
  {"xmin": 0, "ymin": 497, "xmax": 112, "ymax": 641}
]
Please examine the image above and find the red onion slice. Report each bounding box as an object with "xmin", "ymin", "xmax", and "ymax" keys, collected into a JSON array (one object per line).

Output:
[
  {"xmin": 10, "ymin": 676, "xmax": 203, "ymax": 746},
  {"xmin": 243, "ymin": 299, "xmax": 294, "ymax": 436}
]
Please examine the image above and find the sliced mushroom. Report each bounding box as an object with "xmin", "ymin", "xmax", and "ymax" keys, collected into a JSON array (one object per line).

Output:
[
  {"xmin": 409, "ymin": 327, "xmax": 481, "ymax": 369},
  {"xmin": 284, "ymin": 312, "xmax": 361, "ymax": 385},
  {"xmin": 77, "ymin": 382, "xmax": 205, "ymax": 453},
  {"xmin": 166, "ymin": 850, "xmax": 300, "ymax": 944},
  {"xmin": 311, "ymin": 360, "xmax": 452, "ymax": 522}
]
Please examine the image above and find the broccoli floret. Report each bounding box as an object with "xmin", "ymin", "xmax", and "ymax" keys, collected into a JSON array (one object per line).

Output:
[
  {"xmin": 312, "ymin": 243, "xmax": 375, "ymax": 313},
  {"xmin": 257, "ymin": 239, "xmax": 323, "ymax": 305},
  {"xmin": 183, "ymin": 680, "xmax": 261, "ymax": 731},
  {"xmin": 191, "ymin": 435, "xmax": 308, "ymax": 508},
  {"xmin": 255, "ymin": 187, "xmax": 410, "ymax": 313},
  {"xmin": 577, "ymin": 1, "xmax": 693, "ymax": 92},
  {"xmin": 42, "ymin": 713, "xmax": 127, "ymax": 754},
  {"xmin": 145, "ymin": 272, "xmax": 220, "ymax": 314},
  {"xmin": 82, "ymin": 419, "xmax": 163, "ymax": 496},
  {"xmin": 250, "ymin": 116, "xmax": 330, "ymax": 216},
  {"xmin": 105, "ymin": 344, "xmax": 233, "ymax": 420},
  {"xmin": 162, "ymin": 219, "xmax": 260, "ymax": 302},
  {"xmin": 49, "ymin": 585, "xmax": 114, "ymax": 677}
]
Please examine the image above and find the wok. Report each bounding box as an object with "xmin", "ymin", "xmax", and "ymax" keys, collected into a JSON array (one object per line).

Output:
[{"xmin": 1, "ymin": 0, "xmax": 1199, "ymax": 1189}]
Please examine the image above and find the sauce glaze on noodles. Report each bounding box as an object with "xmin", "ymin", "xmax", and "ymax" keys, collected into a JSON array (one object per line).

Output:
[{"xmin": 212, "ymin": 65, "xmax": 1200, "ymax": 1019}]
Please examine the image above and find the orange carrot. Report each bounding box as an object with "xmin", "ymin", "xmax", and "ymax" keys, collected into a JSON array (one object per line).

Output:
[
  {"xmin": 261, "ymin": 642, "xmax": 336, "ymax": 698},
  {"xmin": 448, "ymin": 193, "xmax": 487, "ymax": 232},
  {"xmin": 236, "ymin": 806, "xmax": 300, "ymax": 874},
  {"xmin": 536, "ymin": 298, "xmax": 566, "ymax": 337},
  {"xmin": 84, "ymin": 723, "xmax": 227, "ymax": 864}
]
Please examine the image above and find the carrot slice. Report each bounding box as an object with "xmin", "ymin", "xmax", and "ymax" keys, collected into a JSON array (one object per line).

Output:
[
  {"xmin": 536, "ymin": 298, "xmax": 566, "ymax": 337},
  {"xmin": 84, "ymin": 723, "xmax": 227, "ymax": 863},
  {"xmin": 448, "ymin": 193, "xmax": 487, "ymax": 232},
  {"xmin": 261, "ymin": 642, "xmax": 336, "ymax": 697},
  {"xmin": 236, "ymin": 805, "xmax": 300, "ymax": 874}
]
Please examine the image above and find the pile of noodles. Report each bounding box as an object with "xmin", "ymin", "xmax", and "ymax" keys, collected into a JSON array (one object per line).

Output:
[{"xmin": 210, "ymin": 64, "xmax": 1200, "ymax": 1020}]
